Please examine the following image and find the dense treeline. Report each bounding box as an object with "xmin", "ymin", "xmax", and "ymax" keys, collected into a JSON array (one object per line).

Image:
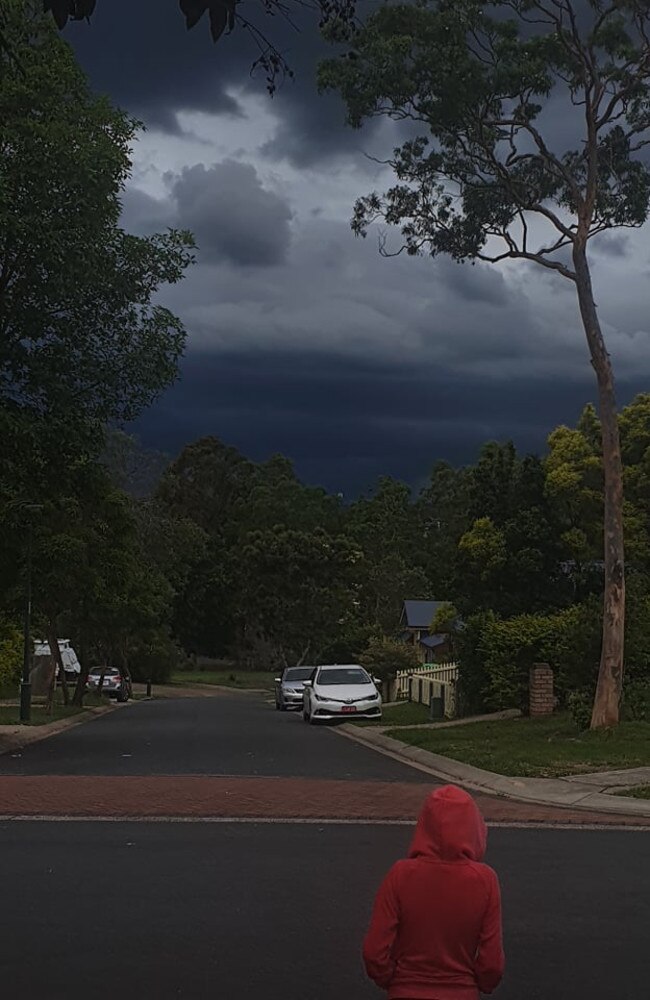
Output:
[{"xmin": 5, "ymin": 394, "xmax": 650, "ymax": 710}]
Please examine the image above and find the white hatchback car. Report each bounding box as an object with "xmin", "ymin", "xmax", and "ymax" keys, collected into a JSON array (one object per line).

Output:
[{"xmin": 302, "ymin": 664, "xmax": 382, "ymax": 724}]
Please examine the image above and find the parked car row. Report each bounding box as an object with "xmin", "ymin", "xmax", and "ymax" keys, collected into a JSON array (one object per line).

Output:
[{"xmin": 274, "ymin": 664, "xmax": 382, "ymax": 723}]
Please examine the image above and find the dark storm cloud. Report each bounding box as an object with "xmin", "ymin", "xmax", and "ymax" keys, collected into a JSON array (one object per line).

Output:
[
  {"xmin": 69, "ymin": 0, "xmax": 381, "ymax": 166},
  {"xmin": 438, "ymin": 258, "xmax": 508, "ymax": 307},
  {"xmin": 67, "ymin": 0, "xmax": 243, "ymax": 130},
  {"xmin": 170, "ymin": 161, "xmax": 293, "ymax": 265},
  {"xmin": 132, "ymin": 348, "xmax": 649, "ymax": 496},
  {"xmin": 120, "ymin": 187, "xmax": 172, "ymax": 235},
  {"xmin": 590, "ymin": 232, "xmax": 631, "ymax": 259},
  {"xmin": 121, "ymin": 162, "xmax": 293, "ymax": 266}
]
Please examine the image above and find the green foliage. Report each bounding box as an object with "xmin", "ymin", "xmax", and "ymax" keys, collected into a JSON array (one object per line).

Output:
[
  {"xmin": 431, "ymin": 602, "xmax": 458, "ymax": 634},
  {"xmin": 128, "ymin": 633, "xmax": 184, "ymax": 684},
  {"xmin": 235, "ymin": 526, "xmax": 359, "ymax": 668},
  {"xmin": 0, "ymin": 0, "xmax": 194, "ymax": 445},
  {"xmin": 345, "ymin": 477, "xmax": 428, "ymax": 633},
  {"xmin": 459, "ymin": 517, "xmax": 507, "ymax": 578},
  {"xmin": 0, "ymin": 618, "xmax": 21, "ymax": 691},
  {"xmin": 567, "ymin": 688, "xmax": 594, "ymax": 732},
  {"xmin": 621, "ymin": 680, "xmax": 650, "ymax": 723},
  {"xmin": 319, "ymin": 1, "xmax": 650, "ymax": 263},
  {"xmin": 480, "ymin": 603, "xmax": 601, "ymax": 711},
  {"xmin": 454, "ymin": 611, "xmax": 497, "ymax": 715},
  {"xmin": 359, "ymin": 635, "xmax": 421, "ymax": 682}
]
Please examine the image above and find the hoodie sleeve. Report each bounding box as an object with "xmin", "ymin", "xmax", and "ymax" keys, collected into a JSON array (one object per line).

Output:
[
  {"xmin": 475, "ymin": 869, "xmax": 505, "ymax": 995},
  {"xmin": 362, "ymin": 865, "xmax": 401, "ymax": 989}
]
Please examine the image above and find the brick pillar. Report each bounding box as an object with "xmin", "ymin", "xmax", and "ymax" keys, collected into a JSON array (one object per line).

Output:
[{"xmin": 529, "ymin": 663, "xmax": 554, "ymax": 717}]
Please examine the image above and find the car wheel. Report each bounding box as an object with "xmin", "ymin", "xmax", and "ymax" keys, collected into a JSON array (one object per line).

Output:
[{"xmin": 117, "ymin": 690, "xmax": 127, "ymax": 703}]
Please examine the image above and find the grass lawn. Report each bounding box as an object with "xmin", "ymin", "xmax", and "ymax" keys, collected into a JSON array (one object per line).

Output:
[
  {"xmin": 354, "ymin": 701, "xmax": 432, "ymax": 727},
  {"xmin": 170, "ymin": 670, "xmax": 275, "ymax": 691},
  {"xmin": 0, "ymin": 703, "xmax": 84, "ymax": 727},
  {"xmin": 614, "ymin": 786, "xmax": 650, "ymax": 800},
  {"xmin": 386, "ymin": 713, "xmax": 650, "ymax": 778}
]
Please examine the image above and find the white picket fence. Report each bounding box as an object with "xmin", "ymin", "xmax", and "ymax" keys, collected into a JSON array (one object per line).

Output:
[{"xmin": 395, "ymin": 662, "xmax": 459, "ymax": 718}]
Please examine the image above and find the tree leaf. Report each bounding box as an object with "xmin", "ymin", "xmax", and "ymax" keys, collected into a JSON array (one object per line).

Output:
[
  {"xmin": 73, "ymin": 0, "xmax": 97, "ymax": 21},
  {"xmin": 43, "ymin": 1, "xmax": 73, "ymax": 29},
  {"xmin": 209, "ymin": 3, "xmax": 228, "ymax": 43},
  {"xmin": 179, "ymin": 0, "xmax": 210, "ymax": 31}
]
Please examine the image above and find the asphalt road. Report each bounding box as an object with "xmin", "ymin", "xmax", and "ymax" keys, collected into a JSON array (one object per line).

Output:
[
  {"xmin": 0, "ymin": 695, "xmax": 427, "ymax": 781},
  {"xmin": 1, "ymin": 821, "xmax": 648, "ymax": 1000},
  {"xmin": 2, "ymin": 694, "xmax": 649, "ymax": 999}
]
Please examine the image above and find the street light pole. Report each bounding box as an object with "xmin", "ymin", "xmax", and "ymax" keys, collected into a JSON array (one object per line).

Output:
[{"xmin": 20, "ymin": 520, "xmax": 33, "ymax": 724}]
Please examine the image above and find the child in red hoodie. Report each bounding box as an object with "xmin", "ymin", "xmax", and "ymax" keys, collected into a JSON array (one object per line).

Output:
[{"xmin": 363, "ymin": 785, "xmax": 504, "ymax": 1000}]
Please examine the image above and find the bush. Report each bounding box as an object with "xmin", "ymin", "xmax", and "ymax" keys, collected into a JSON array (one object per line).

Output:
[
  {"xmin": 455, "ymin": 612, "xmax": 496, "ymax": 715},
  {"xmin": 455, "ymin": 575, "xmax": 650, "ymax": 718},
  {"xmin": 0, "ymin": 618, "xmax": 22, "ymax": 693},
  {"xmin": 567, "ymin": 688, "xmax": 594, "ymax": 731},
  {"xmin": 621, "ymin": 679, "xmax": 650, "ymax": 722},
  {"xmin": 128, "ymin": 634, "xmax": 184, "ymax": 684},
  {"xmin": 359, "ymin": 635, "xmax": 421, "ymax": 682},
  {"xmin": 623, "ymin": 578, "xmax": 650, "ymax": 683},
  {"xmin": 480, "ymin": 602, "xmax": 601, "ymax": 711}
]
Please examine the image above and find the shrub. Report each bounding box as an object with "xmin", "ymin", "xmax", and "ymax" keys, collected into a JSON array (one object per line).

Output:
[
  {"xmin": 0, "ymin": 618, "xmax": 22, "ymax": 693},
  {"xmin": 621, "ymin": 680, "xmax": 650, "ymax": 722},
  {"xmin": 454, "ymin": 612, "xmax": 496, "ymax": 715},
  {"xmin": 623, "ymin": 578, "xmax": 650, "ymax": 684},
  {"xmin": 128, "ymin": 633, "xmax": 184, "ymax": 684},
  {"xmin": 567, "ymin": 688, "xmax": 594, "ymax": 731},
  {"xmin": 359, "ymin": 635, "xmax": 421, "ymax": 682},
  {"xmin": 480, "ymin": 602, "xmax": 601, "ymax": 711}
]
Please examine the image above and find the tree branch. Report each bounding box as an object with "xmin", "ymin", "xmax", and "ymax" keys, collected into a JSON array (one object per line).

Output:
[{"xmin": 476, "ymin": 246, "xmax": 576, "ymax": 281}]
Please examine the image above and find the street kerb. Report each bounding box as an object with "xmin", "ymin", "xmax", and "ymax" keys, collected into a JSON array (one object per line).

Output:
[{"xmin": 335, "ymin": 722, "xmax": 650, "ymax": 820}]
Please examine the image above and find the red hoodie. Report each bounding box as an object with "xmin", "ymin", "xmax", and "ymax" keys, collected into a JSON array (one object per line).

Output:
[{"xmin": 363, "ymin": 785, "xmax": 504, "ymax": 1000}]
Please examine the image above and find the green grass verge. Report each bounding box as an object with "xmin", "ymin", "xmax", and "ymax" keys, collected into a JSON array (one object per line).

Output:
[
  {"xmin": 613, "ymin": 785, "xmax": 650, "ymax": 800},
  {"xmin": 0, "ymin": 704, "xmax": 85, "ymax": 727},
  {"xmin": 170, "ymin": 670, "xmax": 275, "ymax": 691},
  {"xmin": 386, "ymin": 713, "xmax": 650, "ymax": 778},
  {"xmin": 353, "ymin": 701, "xmax": 432, "ymax": 727}
]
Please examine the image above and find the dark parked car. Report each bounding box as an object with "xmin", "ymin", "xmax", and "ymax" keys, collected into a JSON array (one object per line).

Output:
[{"xmin": 86, "ymin": 666, "xmax": 132, "ymax": 703}]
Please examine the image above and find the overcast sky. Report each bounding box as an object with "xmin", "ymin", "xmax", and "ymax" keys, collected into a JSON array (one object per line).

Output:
[{"xmin": 68, "ymin": 1, "xmax": 650, "ymax": 495}]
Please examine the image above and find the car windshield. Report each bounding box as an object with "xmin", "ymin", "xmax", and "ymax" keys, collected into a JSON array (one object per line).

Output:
[
  {"xmin": 284, "ymin": 668, "xmax": 312, "ymax": 682},
  {"xmin": 317, "ymin": 668, "xmax": 371, "ymax": 686},
  {"xmin": 91, "ymin": 667, "xmax": 119, "ymax": 676}
]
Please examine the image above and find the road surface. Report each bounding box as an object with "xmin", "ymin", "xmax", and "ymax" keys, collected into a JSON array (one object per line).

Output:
[{"xmin": 0, "ymin": 694, "xmax": 648, "ymax": 999}]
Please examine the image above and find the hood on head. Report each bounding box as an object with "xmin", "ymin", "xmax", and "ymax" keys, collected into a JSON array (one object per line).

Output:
[{"xmin": 408, "ymin": 786, "xmax": 487, "ymax": 862}]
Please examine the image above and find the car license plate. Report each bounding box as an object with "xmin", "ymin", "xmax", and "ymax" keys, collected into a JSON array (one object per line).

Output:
[{"xmin": 341, "ymin": 706, "xmax": 357, "ymax": 714}]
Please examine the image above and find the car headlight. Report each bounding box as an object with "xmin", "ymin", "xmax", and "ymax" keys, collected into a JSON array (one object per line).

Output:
[
  {"xmin": 314, "ymin": 693, "xmax": 328, "ymax": 702},
  {"xmin": 362, "ymin": 694, "xmax": 379, "ymax": 701}
]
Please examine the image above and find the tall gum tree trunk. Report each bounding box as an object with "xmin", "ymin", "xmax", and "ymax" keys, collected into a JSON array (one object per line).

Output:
[{"xmin": 573, "ymin": 244, "xmax": 624, "ymax": 729}]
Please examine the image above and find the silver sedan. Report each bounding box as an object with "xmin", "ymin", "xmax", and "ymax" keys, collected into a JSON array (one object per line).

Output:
[{"xmin": 274, "ymin": 666, "xmax": 314, "ymax": 711}]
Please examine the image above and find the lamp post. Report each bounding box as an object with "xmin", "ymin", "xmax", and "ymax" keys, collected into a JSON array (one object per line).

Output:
[{"xmin": 19, "ymin": 504, "xmax": 42, "ymax": 724}]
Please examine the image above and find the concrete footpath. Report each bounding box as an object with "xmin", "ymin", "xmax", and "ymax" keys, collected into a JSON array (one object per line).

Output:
[{"xmin": 338, "ymin": 724, "xmax": 650, "ymax": 818}]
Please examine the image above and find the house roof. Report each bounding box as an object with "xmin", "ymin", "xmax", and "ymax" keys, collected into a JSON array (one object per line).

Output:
[
  {"xmin": 402, "ymin": 600, "xmax": 445, "ymax": 629},
  {"xmin": 419, "ymin": 633, "xmax": 447, "ymax": 649}
]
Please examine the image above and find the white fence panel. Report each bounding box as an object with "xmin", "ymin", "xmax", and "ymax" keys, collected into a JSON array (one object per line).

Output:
[
  {"xmin": 394, "ymin": 662, "xmax": 459, "ymax": 718},
  {"xmin": 395, "ymin": 662, "xmax": 458, "ymax": 700}
]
